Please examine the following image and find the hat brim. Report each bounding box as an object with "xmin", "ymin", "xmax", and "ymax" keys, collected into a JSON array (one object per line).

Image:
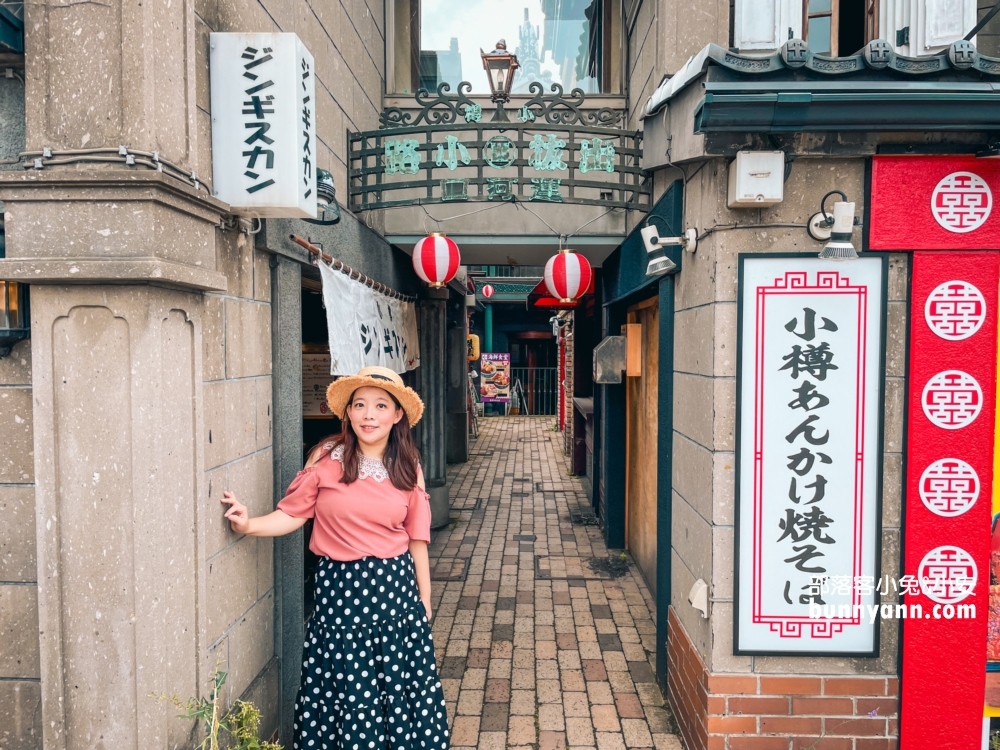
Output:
[{"xmin": 326, "ymin": 375, "xmax": 425, "ymax": 426}]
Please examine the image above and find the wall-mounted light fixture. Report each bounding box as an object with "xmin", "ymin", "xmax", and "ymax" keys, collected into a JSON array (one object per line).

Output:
[
  {"xmin": 807, "ymin": 190, "xmax": 859, "ymax": 260},
  {"xmin": 640, "ymin": 216, "xmax": 697, "ymax": 277},
  {"xmin": 303, "ymin": 168, "xmax": 342, "ymax": 225}
]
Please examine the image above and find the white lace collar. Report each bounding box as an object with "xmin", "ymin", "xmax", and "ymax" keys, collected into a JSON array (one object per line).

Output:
[{"xmin": 329, "ymin": 443, "xmax": 389, "ymax": 483}]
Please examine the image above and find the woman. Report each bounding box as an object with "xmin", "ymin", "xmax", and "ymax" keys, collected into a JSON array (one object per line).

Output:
[{"xmin": 221, "ymin": 366, "xmax": 449, "ymax": 750}]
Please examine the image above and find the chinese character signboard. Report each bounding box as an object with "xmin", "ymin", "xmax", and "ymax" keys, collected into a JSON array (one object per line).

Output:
[
  {"xmin": 735, "ymin": 255, "xmax": 886, "ymax": 654},
  {"xmin": 479, "ymin": 353, "xmax": 510, "ymax": 403},
  {"xmin": 210, "ymin": 33, "xmax": 317, "ymax": 217},
  {"xmin": 318, "ymin": 261, "xmax": 420, "ymax": 375}
]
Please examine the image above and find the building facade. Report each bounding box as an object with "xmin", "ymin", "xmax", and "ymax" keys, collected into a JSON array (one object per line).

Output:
[{"xmin": 1, "ymin": 0, "xmax": 1000, "ymax": 749}]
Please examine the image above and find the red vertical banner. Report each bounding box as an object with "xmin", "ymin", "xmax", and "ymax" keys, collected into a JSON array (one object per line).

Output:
[{"xmin": 902, "ymin": 251, "xmax": 999, "ymax": 748}]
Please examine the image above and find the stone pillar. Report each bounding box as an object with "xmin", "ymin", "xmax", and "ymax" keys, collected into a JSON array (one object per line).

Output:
[
  {"xmin": 418, "ymin": 288, "xmax": 449, "ymax": 529},
  {"xmin": 445, "ymin": 301, "xmax": 469, "ymax": 464},
  {"xmin": 484, "ymin": 302, "xmax": 493, "ymax": 352},
  {"xmin": 270, "ymin": 255, "xmax": 304, "ymax": 743}
]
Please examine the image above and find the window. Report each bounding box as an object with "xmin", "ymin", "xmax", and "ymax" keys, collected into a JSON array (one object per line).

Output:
[
  {"xmin": 733, "ymin": 0, "xmax": 990, "ymax": 57},
  {"xmin": 390, "ymin": 0, "xmax": 622, "ymax": 95}
]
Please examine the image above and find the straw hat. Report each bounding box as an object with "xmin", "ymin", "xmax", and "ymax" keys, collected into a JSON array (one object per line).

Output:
[{"xmin": 326, "ymin": 366, "xmax": 425, "ymax": 426}]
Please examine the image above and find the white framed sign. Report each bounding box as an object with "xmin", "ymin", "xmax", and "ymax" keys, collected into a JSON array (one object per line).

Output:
[
  {"xmin": 735, "ymin": 255, "xmax": 887, "ymax": 655},
  {"xmin": 210, "ymin": 32, "xmax": 317, "ymax": 217}
]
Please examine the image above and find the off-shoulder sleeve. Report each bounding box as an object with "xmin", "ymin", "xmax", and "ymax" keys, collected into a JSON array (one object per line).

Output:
[
  {"xmin": 276, "ymin": 467, "xmax": 320, "ymax": 519},
  {"xmin": 403, "ymin": 485, "xmax": 431, "ymax": 543}
]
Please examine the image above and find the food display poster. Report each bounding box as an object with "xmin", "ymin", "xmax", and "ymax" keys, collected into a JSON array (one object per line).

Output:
[
  {"xmin": 303, "ymin": 352, "xmax": 334, "ymax": 417},
  {"xmin": 480, "ymin": 353, "xmax": 511, "ymax": 403}
]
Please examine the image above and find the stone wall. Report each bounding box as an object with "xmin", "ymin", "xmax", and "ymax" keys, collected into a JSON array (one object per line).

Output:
[
  {"xmin": 0, "ymin": 338, "xmax": 40, "ymax": 749},
  {"xmin": 0, "ymin": 0, "xmax": 393, "ymax": 747}
]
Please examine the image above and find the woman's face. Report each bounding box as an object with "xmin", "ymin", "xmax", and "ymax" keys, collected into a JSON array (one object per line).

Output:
[{"xmin": 347, "ymin": 386, "xmax": 403, "ymax": 451}]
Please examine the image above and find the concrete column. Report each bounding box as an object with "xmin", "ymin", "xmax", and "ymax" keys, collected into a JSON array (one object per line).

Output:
[
  {"xmin": 270, "ymin": 255, "xmax": 304, "ymax": 744},
  {"xmin": 419, "ymin": 288, "xmax": 449, "ymax": 529},
  {"xmin": 446, "ymin": 302, "xmax": 469, "ymax": 463},
  {"xmin": 484, "ymin": 302, "xmax": 493, "ymax": 352}
]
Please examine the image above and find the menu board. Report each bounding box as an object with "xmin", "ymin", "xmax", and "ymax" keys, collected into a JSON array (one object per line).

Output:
[
  {"xmin": 303, "ymin": 352, "xmax": 334, "ymax": 417},
  {"xmin": 479, "ymin": 353, "xmax": 510, "ymax": 403}
]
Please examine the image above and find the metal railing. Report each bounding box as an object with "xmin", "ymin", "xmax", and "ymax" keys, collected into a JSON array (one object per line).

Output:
[
  {"xmin": 468, "ymin": 265, "xmax": 545, "ymax": 278},
  {"xmin": 509, "ymin": 367, "xmax": 559, "ymax": 416}
]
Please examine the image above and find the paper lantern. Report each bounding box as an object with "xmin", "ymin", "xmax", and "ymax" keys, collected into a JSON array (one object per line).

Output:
[
  {"xmin": 544, "ymin": 250, "xmax": 593, "ymax": 303},
  {"xmin": 482, "ymin": 284, "xmax": 495, "ymax": 298},
  {"xmin": 412, "ymin": 232, "xmax": 461, "ymax": 288}
]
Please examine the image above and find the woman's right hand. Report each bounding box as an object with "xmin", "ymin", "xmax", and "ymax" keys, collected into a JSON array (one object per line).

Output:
[{"xmin": 221, "ymin": 491, "xmax": 251, "ymax": 534}]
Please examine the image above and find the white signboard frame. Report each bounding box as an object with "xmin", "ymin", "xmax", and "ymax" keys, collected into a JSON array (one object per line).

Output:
[
  {"xmin": 735, "ymin": 254, "xmax": 887, "ymax": 655},
  {"xmin": 210, "ymin": 32, "xmax": 317, "ymax": 217}
]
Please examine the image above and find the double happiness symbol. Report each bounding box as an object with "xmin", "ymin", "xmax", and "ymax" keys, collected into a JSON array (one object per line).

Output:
[
  {"xmin": 924, "ymin": 281, "xmax": 986, "ymax": 341},
  {"xmin": 930, "ymin": 171, "xmax": 992, "ymax": 233},
  {"xmin": 921, "ymin": 370, "xmax": 983, "ymax": 430}
]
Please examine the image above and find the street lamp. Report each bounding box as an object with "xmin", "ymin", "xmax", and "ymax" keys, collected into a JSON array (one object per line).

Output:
[{"xmin": 481, "ymin": 40, "xmax": 519, "ymax": 121}]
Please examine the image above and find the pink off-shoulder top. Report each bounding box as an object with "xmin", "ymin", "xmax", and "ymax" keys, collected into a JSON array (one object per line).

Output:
[{"xmin": 277, "ymin": 444, "xmax": 432, "ymax": 561}]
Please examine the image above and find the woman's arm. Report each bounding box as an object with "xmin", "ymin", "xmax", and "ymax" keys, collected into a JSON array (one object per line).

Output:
[
  {"xmin": 410, "ymin": 464, "xmax": 432, "ymax": 620},
  {"xmin": 221, "ymin": 492, "xmax": 309, "ymax": 537},
  {"xmin": 409, "ymin": 539, "xmax": 433, "ymax": 621}
]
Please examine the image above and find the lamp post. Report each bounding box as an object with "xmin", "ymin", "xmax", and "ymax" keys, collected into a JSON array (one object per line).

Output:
[{"xmin": 480, "ymin": 40, "xmax": 519, "ymax": 122}]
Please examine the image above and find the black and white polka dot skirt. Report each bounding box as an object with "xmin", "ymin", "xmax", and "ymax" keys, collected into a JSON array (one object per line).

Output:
[{"xmin": 293, "ymin": 553, "xmax": 449, "ymax": 750}]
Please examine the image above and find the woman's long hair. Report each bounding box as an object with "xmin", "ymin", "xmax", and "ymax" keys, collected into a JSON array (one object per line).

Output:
[{"xmin": 308, "ymin": 390, "xmax": 420, "ymax": 491}]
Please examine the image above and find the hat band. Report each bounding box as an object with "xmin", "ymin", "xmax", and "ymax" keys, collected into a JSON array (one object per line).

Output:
[{"xmin": 367, "ymin": 374, "xmax": 396, "ymax": 383}]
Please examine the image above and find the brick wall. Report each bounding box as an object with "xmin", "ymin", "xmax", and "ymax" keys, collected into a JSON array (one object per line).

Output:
[{"xmin": 668, "ymin": 609, "xmax": 899, "ymax": 750}]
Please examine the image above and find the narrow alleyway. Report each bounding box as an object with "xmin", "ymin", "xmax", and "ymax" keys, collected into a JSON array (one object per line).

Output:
[{"xmin": 428, "ymin": 417, "xmax": 683, "ymax": 750}]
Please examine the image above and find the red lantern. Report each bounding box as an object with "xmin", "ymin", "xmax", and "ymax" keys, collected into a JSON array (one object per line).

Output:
[
  {"xmin": 412, "ymin": 232, "xmax": 461, "ymax": 288},
  {"xmin": 544, "ymin": 250, "xmax": 593, "ymax": 303},
  {"xmin": 482, "ymin": 284, "xmax": 495, "ymax": 298}
]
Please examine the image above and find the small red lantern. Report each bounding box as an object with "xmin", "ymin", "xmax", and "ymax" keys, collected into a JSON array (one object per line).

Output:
[
  {"xmin": 412, "ymin": 232, "xmax": 461, "ymax": 288},
  {"xmin": 482, "ymin": 284, "xmax": 495, "ymax": 298},
  {"xmin": 544, "ymin": 250, "xmax": 593, "ymax": 303}
]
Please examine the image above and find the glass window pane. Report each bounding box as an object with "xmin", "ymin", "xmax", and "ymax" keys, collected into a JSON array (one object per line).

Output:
[
  {"xmin": 420, "ymin": 0, "xmax": 605, "ymax": 94},
  {"xmin": 808, "ymin": 0, "xmax": 832, "ymax": 13},
  {"xmin": 807, "ymin": 16, "xmax": 832, "ymax": 54}
]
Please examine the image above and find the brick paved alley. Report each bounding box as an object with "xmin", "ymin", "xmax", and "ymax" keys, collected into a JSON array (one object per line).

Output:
[{"xmin": 427, "ymin": 417, "xmax": 683, "ymax": 750}]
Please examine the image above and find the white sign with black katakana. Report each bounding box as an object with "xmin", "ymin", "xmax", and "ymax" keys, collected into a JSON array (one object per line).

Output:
[{"xmin": 210, "ymin": 32, "xmax": 317, "ymax": 217}]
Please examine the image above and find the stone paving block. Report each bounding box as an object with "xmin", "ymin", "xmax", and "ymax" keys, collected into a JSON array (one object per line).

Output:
[
  {"xmin": 437, "ymin": 420, "xmax": 681, "ymax": 750},
  {"xmin": 540, "ymin": 702, "xmax": 566, "ymax": 731},
  {"xmin": 567, "ymin": 716, "xmax": 596, "ymax": 746},
  {"xmin": 540, "ymin": 730, "xmax": 568, "ymax": 750},
  {"xmin": 596, "ymin": 732, "xmax": 627, "ymax": 750},
  {"xmin": 452, "ymin": 716, "xmax": 481, "ymax": 746}
]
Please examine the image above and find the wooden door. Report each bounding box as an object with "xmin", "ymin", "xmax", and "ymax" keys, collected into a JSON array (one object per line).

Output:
[{"xmin": 625, "ymin": 298, "xmax": 659, "ymax": 597}]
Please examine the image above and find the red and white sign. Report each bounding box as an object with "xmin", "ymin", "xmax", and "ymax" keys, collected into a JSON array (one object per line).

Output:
[
  {"xmin": 735, "ymin": 256, "xmax": 885, "ymax": 654},
  {"xmin": 901, "ymin": 251, "xmax": 999, "ymax": 750},
  {"xmin": 869, "ymin": 156, "xmax": 1000, "ymax": 250}
]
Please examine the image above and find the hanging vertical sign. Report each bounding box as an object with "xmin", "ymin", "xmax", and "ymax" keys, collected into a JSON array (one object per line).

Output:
[
  {"xmin": 480, "ymin": 353, "xmax": 511, "ymax": 402},
  {"xmin": 209, "ymin": 32, "xmax": 317, "ymax": 217},
  {"xmin": 735, "ymin": 255, "xmax": 886, "ymax": 654},
  {"xmin": 318, "ymin": 261, "xmax": 420, "ymax": 375}
]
